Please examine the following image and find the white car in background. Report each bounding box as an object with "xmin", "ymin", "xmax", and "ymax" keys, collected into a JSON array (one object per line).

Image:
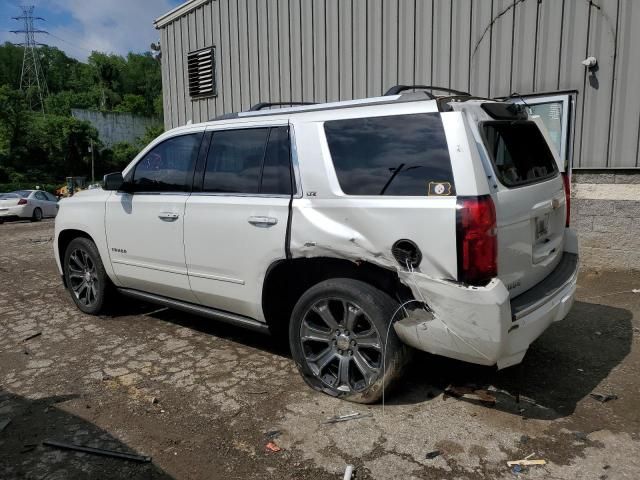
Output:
[{"xmin": 0, "ymin": 190, "xmax": 59, "ymax": 223}]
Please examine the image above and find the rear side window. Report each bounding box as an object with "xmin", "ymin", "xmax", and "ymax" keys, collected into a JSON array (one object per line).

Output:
[
  {"xmin": 132, "ymin": 133, "xmax": 202, "ymax": 192},
  {"xmin": 324, "ymin": 113, "xmax": 455, "ymax": 196},
  {"xmin": 203, "ymin": 126, "xmax": 293, "ymax": 195},
  {"xmin": 203, "ymin": 128, "xmax": 268, "ymax": 193},
  {"xmin": 481, "ymin": 121, "xmax": 558, "ymax": 187},
  {"xmin": 261, "ymin": 127, "xmax": 293, "ymax": 195}
]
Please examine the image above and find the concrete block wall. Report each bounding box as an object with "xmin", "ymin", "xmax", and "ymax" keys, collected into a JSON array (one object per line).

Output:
[
  {"xmin": 71, "ymin": 109, "xmax": 162, "ymax": 148},
  {"xmin": 572, "ymin": 172, "xmax": 640, "ymax": 271}
]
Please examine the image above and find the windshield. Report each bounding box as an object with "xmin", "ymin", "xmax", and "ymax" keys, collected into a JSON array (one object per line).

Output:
[{"xmin": 481, "ymin": 121, "xmax": 558, "ymax": 188}]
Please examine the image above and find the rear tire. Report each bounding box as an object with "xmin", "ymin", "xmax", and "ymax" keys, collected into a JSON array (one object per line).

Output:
[
  {"xmin": 31, "ymin": 207, "xmax": 42, "ymax": 222},
  {"xmin": 63, "ymin": 237, "xmax": 112, "ymax": 314},
  {"xmin": 289, "ymin": 278, "xmax": 410, "ymax": 404}
]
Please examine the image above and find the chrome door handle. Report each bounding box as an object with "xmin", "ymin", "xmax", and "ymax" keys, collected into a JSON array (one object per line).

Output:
[
  {"xmin": 248, "ymin": 216, "xmax": 278, "ymax": 227},
  {"xmin": 158, "ymin": 212, "xmax": 180, "ymax": 221}
]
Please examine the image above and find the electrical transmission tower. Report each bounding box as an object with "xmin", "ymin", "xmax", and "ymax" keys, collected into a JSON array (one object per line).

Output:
[{"xmin": 11, "ymin": 5, "xmax": 49, "ymax": 113}]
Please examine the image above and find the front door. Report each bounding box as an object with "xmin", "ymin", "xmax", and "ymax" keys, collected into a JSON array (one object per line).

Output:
[
  {"xmin": 184, "ymin": 124, "xmax": 294, "ymax": 320},
  {"xmin": 105, "ymin": 132, "xmax": 203, "ymax": 302}
]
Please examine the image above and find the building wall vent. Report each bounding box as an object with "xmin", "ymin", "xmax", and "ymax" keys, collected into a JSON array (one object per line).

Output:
[{"xmin": 187, "ymin": 46, "xmax": 217, "ymax": 98}]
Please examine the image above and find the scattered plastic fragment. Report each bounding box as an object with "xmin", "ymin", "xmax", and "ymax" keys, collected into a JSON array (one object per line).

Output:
[
  {"xmin": 265, "ymin": 441, "xmax": 282, "ymax": 453},
  {"xmin": 22, "ymin": 332, "xmax": 42, "ymax": 342},
  {"xmin": 0, "ymin": 418, "xmax": 11, "ymax": 433},
  {"xmin": 323, "ymin": 412, "xmax": 373, "ymax": 424},
  {"xmin": 631, "ymin": 289, "xmax": 640, "ymax": 294},
  {"xmin": 343, "ymin": 464, "xmax": 354, "ymax": 480},
  {"xmin": 43, "ymin": 439, "xmax": 151, "ymax": 462},
  {"xmin": 512, "ymin": 464, "xmax": 523, "ymax": 474},
  {"xmin": 589, "ymin": 393, "xmax": 618, "ymax": 403},
  {"xmin": 425, "ymin": 450, "xmax": 441, "ymax": 459},
  {"xmin": 507, "ymin": 459, "xmax": 547, "ymax": 467},
  {"xmin": 444, "ymin": 386, "xmax": 496, "ymax": 405},
  {"xmin": 265, "ymin": 430, "xmax": 281, "ymax": 440}
]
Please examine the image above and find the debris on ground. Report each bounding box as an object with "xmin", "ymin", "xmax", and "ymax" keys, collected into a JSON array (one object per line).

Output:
[
  {"xmin": 150, "ymin": 397, "xmax": 159, "ymax": 405},
  {"xmin": 20, "ymin": 444, "xmax": 37, "ymax": 454},
  {"xmin": 425, "ymin": 450, "xmax": 442, "ymax": 459},
  {"xmin": 323, "ymin": 412, "xmax": 373, "ymax": 424},
  {"xmin": 0, "ymin": 418, "xmax": 11, "ymax": 433},
  {"xmin": 22, "ymin": 332, "xmax": 42, "ymax": 342},
  {"xmin": 265, "ymin": 430, "xmax": 281, "ymax": 440},
  {"xmin": 632, "ymin": 289, "xmax": 640, "ymax": 294},
  {"xmin": 265, "ymin": 441, "xmax": 282, "ymax": 453},
  {"xmin": 343, "ymin": 464, "xmax": 354, "ymax": 480},
  {"xmin": 444, "ymin": 385, "xmax": 497, "ymax": 405},
  {"xmin": 574, "ymin": 431, "xmax": 589, "ymax": 442},
  {"xmin": 29, "ymin": 236, "xmax": 52, "ymax": 244},
  {"xmin": 507, "ymin": 459, "xmax": 547, "ymax": 467},
  {"xmin": 589, "ymin": 393, "xmax": 618, "ymax": 403},
  {"xmin": 43, "ymin": 439, "xmax": 151, "ymax": 463}
]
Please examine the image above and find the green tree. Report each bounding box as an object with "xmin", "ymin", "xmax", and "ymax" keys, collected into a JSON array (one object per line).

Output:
[{"xmin": 0, "ymin": 85, "xmax": 31, "ymax": 165}]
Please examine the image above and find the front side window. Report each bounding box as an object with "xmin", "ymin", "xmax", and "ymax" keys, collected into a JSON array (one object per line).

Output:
[
  {"xmin": 481, "ymin": 121, "xmax": 558, "ymax": 187},
  {"xmin": 132, "ymin": 133, "xmax": 202, "ymax": 192},
  {"xmin": 202, "ymin": 126, "xmax": 293, "ymax": 195},
  {"xmin": 324, "ymin": 113, "xmax": 455, "ymax": 196}
]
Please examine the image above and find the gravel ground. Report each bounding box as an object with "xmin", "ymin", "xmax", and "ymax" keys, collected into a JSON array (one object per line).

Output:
[{"xmin": 1, "ymin": 219, "xmax": 639, "ymax": 479}]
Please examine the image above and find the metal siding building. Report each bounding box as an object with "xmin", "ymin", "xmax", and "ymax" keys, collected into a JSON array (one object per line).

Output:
[
  {"xmin": 155, "ymin": 0, "xmax": 640, "ymax": 170},
  {"xmin": 156, "ymin": 0, "xmax": 640, "ymax": 270}
]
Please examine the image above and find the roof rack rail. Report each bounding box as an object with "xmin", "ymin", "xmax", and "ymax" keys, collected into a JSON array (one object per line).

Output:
[
  {"xmin": 249, "ymin": 101, "xmax": 317, "ymax": 111},
  {"xmin": 384, "ymin": 85, "xmax": 471, "ymax": 97}
]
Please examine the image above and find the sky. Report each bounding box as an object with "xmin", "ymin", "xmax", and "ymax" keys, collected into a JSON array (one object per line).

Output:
[{"xmin": 0, "ymin": 0, "xmax": 184, "ymax": 60}]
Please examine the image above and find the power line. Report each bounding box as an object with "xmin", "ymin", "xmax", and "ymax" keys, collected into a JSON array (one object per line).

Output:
[{"xmin": 11, "ymin": 5, "xmax": 48, "ymax": 113}]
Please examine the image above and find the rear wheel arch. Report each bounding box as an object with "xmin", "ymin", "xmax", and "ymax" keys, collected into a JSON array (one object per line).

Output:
[{"xmin": 261, "ymin": 257, "xmax": 413, "ymax": 340}]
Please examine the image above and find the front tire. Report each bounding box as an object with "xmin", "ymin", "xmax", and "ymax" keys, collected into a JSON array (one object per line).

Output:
[
  {"xmin": 63, "ymin": 237, "xmax": 111, "ymax": 314},
  {"xmin": 289, "ymin": 278, "xmax": 410, "ymax": 403},
  {"xmin": 31, "ymin": 207, "xmax": 42, "ymax": 222}
]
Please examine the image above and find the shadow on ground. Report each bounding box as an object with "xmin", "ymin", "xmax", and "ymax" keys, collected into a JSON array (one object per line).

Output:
[
  {"xmin": 0, "ymin": 390, "xmax": 173, "ymax": 480},
  {"xmin": 104, "ymin": 297, "xmax": 633, "ymax": 421},
  {"xmin": 392, "ymin": 300, "xmax": 633, "ymax": 419}
]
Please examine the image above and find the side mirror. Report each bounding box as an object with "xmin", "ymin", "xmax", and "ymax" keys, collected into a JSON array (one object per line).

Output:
[{"xmin": 103, "ymin": 172, "xmax": 125, "ymax": 191}]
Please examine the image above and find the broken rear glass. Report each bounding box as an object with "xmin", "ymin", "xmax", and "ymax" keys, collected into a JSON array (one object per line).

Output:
[{"xmin": 481, "ymin": 121, "xmax": 558, "ymax": 188}]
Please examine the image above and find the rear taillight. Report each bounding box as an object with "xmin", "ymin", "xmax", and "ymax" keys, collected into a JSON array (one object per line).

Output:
[
  {"xmin": 456, "ymin": 195, "xmax": 497, "ymax": 286},
  {"xmin": 562, "ymin": 172, "xmax": 570, "ymax": 227},
  {"xmin": 17, "ymin": 198, "xmax": 27, "ymax": 205}
]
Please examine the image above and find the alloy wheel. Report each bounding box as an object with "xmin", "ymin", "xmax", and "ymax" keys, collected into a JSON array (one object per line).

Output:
[
  {"xmin": 67, "ymin": 248, "xmax": 99, "ymax": 307},
  {"xmin": 299, "ymin": 298, "xmax": 383, "ymax": 393}
]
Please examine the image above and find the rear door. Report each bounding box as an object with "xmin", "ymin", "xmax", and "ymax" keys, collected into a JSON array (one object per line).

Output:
[
  {"xmin": 183, "ymin": 123, "xmax": 293, "ymax": 320},
  {"xmin": 479, "ymin": 117, "xmax": 567, "ymax": 297}
]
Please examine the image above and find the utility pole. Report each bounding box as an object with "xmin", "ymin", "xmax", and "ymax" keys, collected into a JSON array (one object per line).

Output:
[{"xmin": 11, "ymin": 5, "xmax": 49, "ymax": 114}]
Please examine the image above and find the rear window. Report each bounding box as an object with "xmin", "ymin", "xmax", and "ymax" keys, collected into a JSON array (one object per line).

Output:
[
  {"xmin": 481, "ymin": 121, "xmax": 558, "ymax": 187},
  {"xmin": 324, "ymin": 113, "xmax": 455, "ymax": 196}
]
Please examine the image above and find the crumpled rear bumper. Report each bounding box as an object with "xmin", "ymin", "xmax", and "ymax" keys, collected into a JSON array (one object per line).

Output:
[{"xmin": 394, "ymin": 230, "xmax": 579, "ymax": 369}]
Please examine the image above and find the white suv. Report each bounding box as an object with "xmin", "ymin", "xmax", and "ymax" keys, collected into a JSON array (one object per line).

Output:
[{"xmin": 54, "ymin": 88, "xmax": 578, "ymax": 403}]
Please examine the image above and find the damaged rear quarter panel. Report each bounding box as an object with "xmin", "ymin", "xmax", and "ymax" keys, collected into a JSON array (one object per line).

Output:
[{"xmin": 288, "ymin": 119, "xmax": 459, "ymax": 281}]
